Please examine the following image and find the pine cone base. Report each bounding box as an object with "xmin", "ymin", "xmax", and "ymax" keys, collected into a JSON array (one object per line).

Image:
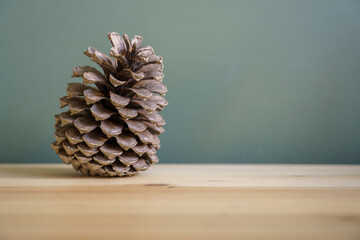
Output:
[{"xmin": 51, "ymin": 32, "xmax": 167, "ymax": 177}]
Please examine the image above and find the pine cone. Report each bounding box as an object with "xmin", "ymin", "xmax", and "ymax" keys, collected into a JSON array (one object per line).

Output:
[{"xmin": 51, "ymin": 32, "xmax": 167, "ymax": 177}]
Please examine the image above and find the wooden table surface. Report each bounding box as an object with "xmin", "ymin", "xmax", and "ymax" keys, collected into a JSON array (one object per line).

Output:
[{"xmin": 0, "ymin": 164, "xmax": 359, "ymax": 240}]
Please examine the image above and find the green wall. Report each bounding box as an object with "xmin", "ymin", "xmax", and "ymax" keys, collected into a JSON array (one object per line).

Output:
[{"xmin": 0, "ymin": 0, "xmax": 359, "ymax": 164}]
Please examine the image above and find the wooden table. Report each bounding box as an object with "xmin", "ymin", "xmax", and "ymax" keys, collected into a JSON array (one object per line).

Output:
[{"xmin": 0, "ymin": 164, "xmax": 359, "ymax": 240}]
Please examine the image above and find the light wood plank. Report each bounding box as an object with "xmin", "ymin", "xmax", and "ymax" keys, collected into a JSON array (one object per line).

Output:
[{"xmin": 0, "ymin": 164, "xmax": 359, "ymax": 240}]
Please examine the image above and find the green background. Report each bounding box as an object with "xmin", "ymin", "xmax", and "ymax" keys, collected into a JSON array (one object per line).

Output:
[{"xmin": 0, "ymin": 0, "xmax": 359, "ymax": 164}]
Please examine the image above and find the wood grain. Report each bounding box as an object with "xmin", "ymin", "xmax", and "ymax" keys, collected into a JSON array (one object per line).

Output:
[{"xmin": 0, "ymin": 164, "xmax": 359, "ymax": 240}]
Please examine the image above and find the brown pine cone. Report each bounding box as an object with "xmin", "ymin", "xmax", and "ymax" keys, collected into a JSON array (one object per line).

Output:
[{"xmin": 51, "ymin": 32, "xmax": 167, "ymax": 177}]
